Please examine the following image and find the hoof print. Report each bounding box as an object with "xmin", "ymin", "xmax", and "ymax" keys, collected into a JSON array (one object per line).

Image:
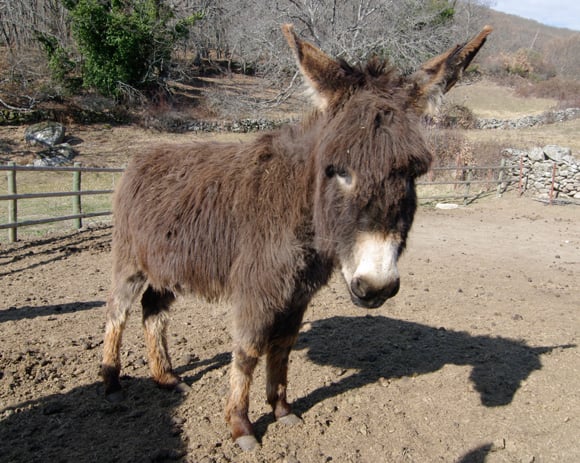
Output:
[
  {"xmin": 235, "ymin": 435, "xmax": 259, "ymax": 451},
  {"xmin": 278, "ymin": 413, "xmax": 302, "ymax": 426},
  {"xmin": 174, "ymin": 382, "xmax": 192, "ymax": 394}
]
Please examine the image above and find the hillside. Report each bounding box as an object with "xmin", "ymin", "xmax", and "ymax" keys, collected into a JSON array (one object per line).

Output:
[{"xmin": 479, "ymin": 7, "xmax": 578, "ymax": 54}]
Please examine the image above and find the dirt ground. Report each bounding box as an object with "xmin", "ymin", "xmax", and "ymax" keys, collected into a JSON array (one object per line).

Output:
[{"xmin": 0, "ymin": 192, "xmax": 578, "ymax": 463}]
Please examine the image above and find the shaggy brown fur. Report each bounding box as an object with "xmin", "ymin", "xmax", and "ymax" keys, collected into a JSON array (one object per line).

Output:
[{"xmin": 100, "ymin": 24, "xmax": 491, "ymax": 449}]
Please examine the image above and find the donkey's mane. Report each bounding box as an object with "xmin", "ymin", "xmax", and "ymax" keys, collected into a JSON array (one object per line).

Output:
[{"xmin": 335, "ymin": 56, "xmax": 401, "ymax": 88}]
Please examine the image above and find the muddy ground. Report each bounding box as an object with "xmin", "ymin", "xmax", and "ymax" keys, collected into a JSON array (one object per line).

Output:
[{"xmin": 0, "ymin": 194, "xmax": 578, "ymax": 463}]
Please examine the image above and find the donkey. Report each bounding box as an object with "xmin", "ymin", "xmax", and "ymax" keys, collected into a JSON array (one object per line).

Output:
[{"xmin": 100, "ymin": 24, "xmax": 491, "ymax": 450}]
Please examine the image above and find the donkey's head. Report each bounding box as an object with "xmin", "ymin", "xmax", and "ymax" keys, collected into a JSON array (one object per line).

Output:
[{"xmin": 283, "ymin": 24, "xmax": 491, "ymax": 308}]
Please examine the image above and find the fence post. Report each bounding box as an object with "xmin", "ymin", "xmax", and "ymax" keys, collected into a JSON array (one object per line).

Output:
[
  {"xmin": 549, "ymin": 162, "xmax": 557, "ymax": 205},
  {"xmin": 497, "ymin": 158, "xmax": 506, "ymax": 196},
  {"xmin": 463, "ymin": 168, "xmax": 472, "ymax": 204},
  {"xmin": 7, "ymin": 161, "xmax": 17, "ymax": 242},
  {"xmin": 73, "ymin": 162, "xmax": 82, "ymax": 229},
  {"xmin": 518, "ymin": 155, "xmax": 524, "ymax": 196}
]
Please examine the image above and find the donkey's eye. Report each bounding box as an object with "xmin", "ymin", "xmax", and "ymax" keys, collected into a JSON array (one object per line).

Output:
[
  {"xmin": 325, "ymin": 165, "xmax": 348, "ymax": 178},
  {"xmin": 326, "ymin": 165, "xmax": 354, "ymax": 189},
  {"xmin": 325, "ymin": 165, "xmax": 336, "ymax": 178}
]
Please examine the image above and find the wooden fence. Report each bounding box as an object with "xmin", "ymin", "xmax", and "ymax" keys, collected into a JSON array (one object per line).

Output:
[
  {"xmin": 1, "ymin": 162, "xmax": 124, "ymax": 242},
  {"xmin": 1, "ymin": 161, "xmax": 512, "ymax": 243},
  {"xmin": 418, "ymin": 160, "xmax": 511, "ymax": 203}
]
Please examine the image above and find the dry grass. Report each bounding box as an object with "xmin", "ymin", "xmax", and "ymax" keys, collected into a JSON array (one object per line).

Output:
[
  {"xmin": 447, "ymin": 81, "xmax": 558, "ymax": 118},
  {"xmin": 465, "ymin": 118, "xmax": 580, "ymax": 153},
  {"xmin": 447, "ymin": 79, "xmax": 580, "ymax": 155}
]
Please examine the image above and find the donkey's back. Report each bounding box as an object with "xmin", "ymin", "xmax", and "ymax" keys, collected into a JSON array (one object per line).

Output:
[{"xmin": 113, "ymin": 134, "xmax": 310, "ymax": 299}]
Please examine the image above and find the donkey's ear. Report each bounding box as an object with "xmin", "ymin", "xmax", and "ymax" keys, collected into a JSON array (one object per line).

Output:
[
  {"xmin": 282, "ymin": 24, "xmax": 347, "ymax": 111},
  {"xmin": 408, "ymin": 25, "xmax": 492, "ymax": 115}
]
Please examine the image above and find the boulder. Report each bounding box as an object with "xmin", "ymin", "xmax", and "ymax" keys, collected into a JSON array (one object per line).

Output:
[{"xmin": 24, "ymin": 121, "xmax": 65, "ymax": 147}]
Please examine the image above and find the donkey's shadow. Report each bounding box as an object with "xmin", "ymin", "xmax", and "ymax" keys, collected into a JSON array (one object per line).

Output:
[{"xmin": 289, "ymin": 315, "xmax": 571, "ymax": 414}]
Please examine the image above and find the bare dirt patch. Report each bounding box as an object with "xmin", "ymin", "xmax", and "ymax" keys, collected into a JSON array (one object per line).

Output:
[{"xmin": 1, "ymin": 195, "xmax": 578, "ymax": 463}]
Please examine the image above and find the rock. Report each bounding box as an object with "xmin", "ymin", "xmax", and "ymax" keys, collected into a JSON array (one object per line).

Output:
[
  {"xmin": 436, "ymin": 203, "xmax": 459, "ymax": 209},
  {"xmin": 32, "ymin": 143, "xmax": 78, "ymax": 166},
  {"xmin": 543, "ymin": 145, "xmax": 571, "ymax": 162},
  {"xmin": 528, "ymin": 147, "xmax": 545, "ymax": 161},
  {"xmin": 24, "ymin": 121, "xmax": 65, "ymax": 147}
]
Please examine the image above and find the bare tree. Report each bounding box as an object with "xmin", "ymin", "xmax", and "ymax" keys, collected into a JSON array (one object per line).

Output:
[
  {"xmin": 0, "ymin": 0, "xmax": 71, "ymax": 50},
  {"xmin": 191, "ymin": 0, "xmax": 491, "ymax": 74}
]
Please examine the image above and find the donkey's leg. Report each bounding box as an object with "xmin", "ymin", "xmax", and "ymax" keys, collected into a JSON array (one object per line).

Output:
[
  {"xmin": 266, "ymin": 338, "xmax": 302, "ymax": 425},
  {"xmin": 141, "ymin": 286, "xmax": 185, "ymax": 390},
  {"xmin": 266, "ymin": 303, "xmax": 308, "ymax": 425},
  {"xmin": 225, "ymin": 345, "xmax": 260, "ymax": 451},
  {"xmin": 101, "ymin": 272, "xmax": 146, "ymax": 400}
]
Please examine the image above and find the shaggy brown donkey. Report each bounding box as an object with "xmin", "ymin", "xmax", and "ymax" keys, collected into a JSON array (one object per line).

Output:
[{"xmin": 101, "ymin": 24, "xmax": 492, "ymax": 450}]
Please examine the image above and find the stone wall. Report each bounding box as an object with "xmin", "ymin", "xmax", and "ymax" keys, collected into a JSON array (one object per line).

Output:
[
  {"xmin": 502, "ymin": 145, "xmax": 580, "ymax": 199},
  {"xmin": 475, "ymin": 108, "xmax": 580, "ymax": 130}
]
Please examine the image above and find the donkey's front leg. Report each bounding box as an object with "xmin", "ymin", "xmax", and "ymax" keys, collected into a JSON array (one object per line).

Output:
[
  {"xmin": 266, "ymin": 338, "xmax": 302, "ymax": 425},
  {"xmin": 225, "ymin": 346, "xmax": 260, "ymax": 450}
]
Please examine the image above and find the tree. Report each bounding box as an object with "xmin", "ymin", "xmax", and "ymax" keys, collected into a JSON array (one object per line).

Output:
[{"xmin": 193, "ymin": 0, "xmax": 491, "ymax": 79}]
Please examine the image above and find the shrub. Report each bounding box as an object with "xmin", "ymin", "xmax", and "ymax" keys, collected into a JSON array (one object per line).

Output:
[
  {"xmin": 424, "ymin": 128, "xmax": 473, "ymax": 168},
  {"xmin": 58, "ymin": 0, "xmax": 202, "ymax": 98},
  {"xmin": 35, "ymin": 32, "xmax": 82, "ymax": 93},
  {"xmin": 433, "ymin": 102, "xmax": 476, "ymax": 129},
  {"xmin": 488, "ymin": 48, "xmax": 555, "ymax": 82}
]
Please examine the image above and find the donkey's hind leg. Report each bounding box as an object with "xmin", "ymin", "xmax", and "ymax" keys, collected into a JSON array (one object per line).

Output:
[
  {"xmin": 141, "ymin": 286, "xmax": 186, "ymax": 391},
  {"xmin": 101, "ymin": 272, "xmax": 147, "ymax": 401}
]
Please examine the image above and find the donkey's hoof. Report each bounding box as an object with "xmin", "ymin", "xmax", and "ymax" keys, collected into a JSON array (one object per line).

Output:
[
  {"xmin": 235, "ymin": 435, "xmax": 259, "ymax": 451},
  {"xmin": 278, "ymin": 413, "xmax": 302, "ymax": 426},
  {"xmin": 174, "ymin": 381, "xmax": 192, "ymax": 394},
  {"xmin": 105, "ymin": 390, "xmax": 125, "ymax": 403}
]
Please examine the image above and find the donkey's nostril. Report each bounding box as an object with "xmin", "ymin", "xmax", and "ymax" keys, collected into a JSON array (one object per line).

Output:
[{"xmin": 351, "ymin": 276, "xmax": 370, "ymax": 300}]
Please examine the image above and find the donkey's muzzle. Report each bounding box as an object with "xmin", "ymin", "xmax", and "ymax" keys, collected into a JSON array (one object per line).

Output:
[{"xmin": 349, "ymin": 276, "xmax": 400, "ymax": 308}]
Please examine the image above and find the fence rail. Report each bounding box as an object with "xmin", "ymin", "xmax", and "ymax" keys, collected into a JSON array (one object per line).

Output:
[{"xmin": 2, "ymin": 161, "xmax": 513, "ymax": 243}]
